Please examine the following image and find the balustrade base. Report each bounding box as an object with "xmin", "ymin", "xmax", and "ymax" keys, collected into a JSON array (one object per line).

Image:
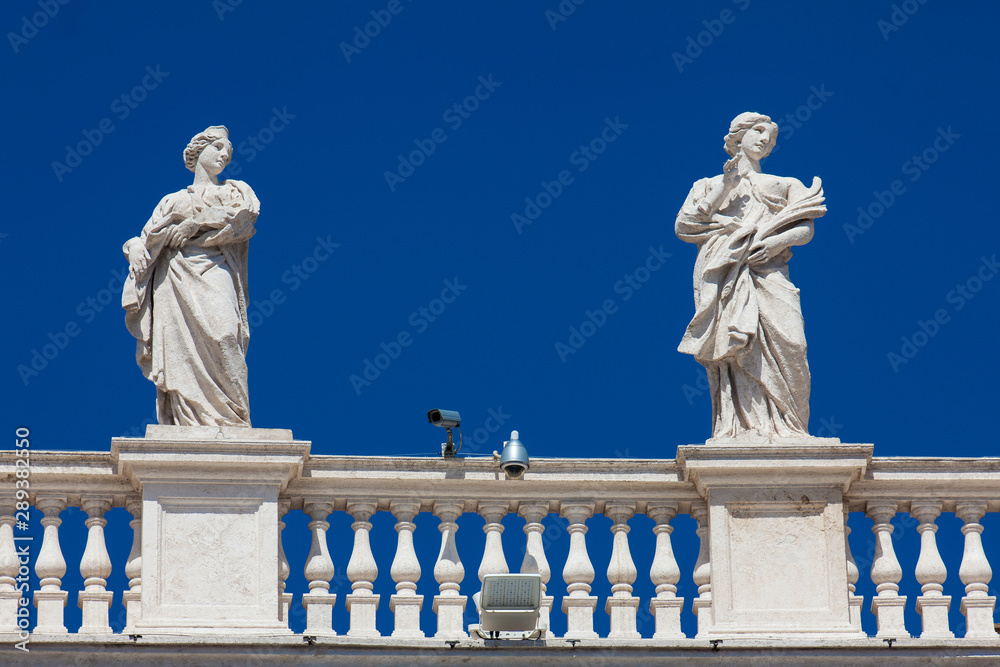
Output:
[
  {"xmin": 302, "ymin": 592, "xmax": 338, "ymax": 636},
  {"xmin": 561, "ymin": 595, "xmax": 598, "ymax": 639},
  {"xmin": 871, "ymin": 595, "xmax": 910, "ymax": 638},
  {"xmin": 0, "ymin": 590, "xmax": 22, "ymax": 633},
  {"xmin": 538, "ymin": 595, "xmax": 553, "ymax": 638},
  {"xmin": 916, "ymin": 595, "xmax": 954, "ymax": 639},
  {"xmin": 848, "ymin": 593, "xmax": 863, "ymax": 631},
  {"xmin": 692, "ymin": 597, "xmax": 712, "ymax": 638},
  {"xmin": 432, "ymin": 594, "xmax": 467, "ymax": 639},
  {"xmin": 650, "ymin": 596, "xmax": 684, "ymax": 639},
  {"xmin": 605, "ymin": 596, "xmax": 640, "ymax": 639},
  {"xmin": 77, "ymin": 590, "xmax": 113, "ymax": 634},
  {"xmin": 960, "ymin": 596, "xmax": 998, "ymax": 638},
  {"xmin": 122, "ymin": 590, "xmax": 141, "ymax": 633},
  {"xmin": 345, "ymin": 593, "xmax": 380, "ymax": 637},
  {"xmin": 33, "ymin": 590, "xmax": 67, "ymax": 634},
  {"xmin": 389, "ymin": 594, "xmax": 424, "ymax": 638}
]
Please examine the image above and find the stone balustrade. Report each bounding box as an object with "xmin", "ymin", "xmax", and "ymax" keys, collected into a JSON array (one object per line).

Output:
[
  {"xmin": 844, "ymin": 457, "xmax": 1000, "ymax": 641},
  {"xmin": 2, "ymin": 446, "xmax": 1000, "ymax": 655}
]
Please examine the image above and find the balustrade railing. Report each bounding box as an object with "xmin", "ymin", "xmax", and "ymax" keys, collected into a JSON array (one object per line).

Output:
[
  {"xmin": 3, "ymin": 450, "xmax": 1000, "ymax": 642},
  {"xmin": 844, "ymin": 457, "xmax": 1000, "ymax": 640}
]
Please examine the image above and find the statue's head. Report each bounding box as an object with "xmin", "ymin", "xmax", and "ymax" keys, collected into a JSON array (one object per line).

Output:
[
  {"xmin": 724, "ymin": 112, "xmax": 778, "ymax": 161},
  {"xmin": 183, "ymin": 125, "xmax": 232, "ymax": 175}
]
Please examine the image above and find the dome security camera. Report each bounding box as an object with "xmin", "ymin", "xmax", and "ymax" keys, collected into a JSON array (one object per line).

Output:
[{"xmin": 498, "ymin": 430, "xmax": 529, "ymax": 480}]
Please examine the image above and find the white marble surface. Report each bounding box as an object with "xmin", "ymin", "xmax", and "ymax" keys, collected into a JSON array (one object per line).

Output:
[
  {"xmin": 676, "ymin": 112, "xmax": 826, "ymax": 442},
  {"xmin": 678, "ymin": 443, "xmax": 872, "ymax": 639},
  {"xmin": 112, "ymin": 428, "xmax": 309, "ymax": 635},
  {"xmin": 122, "ymin": 125, "xmax": 259, "ymax": 428}
]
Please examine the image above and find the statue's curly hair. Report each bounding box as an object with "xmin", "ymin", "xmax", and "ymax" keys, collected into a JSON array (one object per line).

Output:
[
  {"xmin": 723, "ymin": 112, "xmax": 777, "ymax": 158},
  {"xmin": 183, "ymin": 125, "xmax": 229, "ymax": 172}
]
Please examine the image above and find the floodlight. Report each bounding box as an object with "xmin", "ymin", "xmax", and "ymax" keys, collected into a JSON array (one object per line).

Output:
[{"xmin": 472, "ymin": 573, "xmax": 542, "ymax": 639}]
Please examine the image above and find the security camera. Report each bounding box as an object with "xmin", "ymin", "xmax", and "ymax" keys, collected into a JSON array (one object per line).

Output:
[
  {"xmin": 427, "ymin": 409, "xmax": 461, "ymax": 429},
  {"xmin": 428, "ymin": 409, "xmax": 462, "ymax": 457},
  {"xmin": 498, "ymin": 430, "xmax": 529, "ymax": 480}
]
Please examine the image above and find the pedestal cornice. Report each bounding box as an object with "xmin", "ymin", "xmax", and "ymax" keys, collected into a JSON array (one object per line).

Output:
[
  {"xmin": 111, "ymin": 426, "xmax": 311, "ymax": 491},
  {"xmin": 676, "ymin": 443, "xmax": 874, "ymax": 497}
]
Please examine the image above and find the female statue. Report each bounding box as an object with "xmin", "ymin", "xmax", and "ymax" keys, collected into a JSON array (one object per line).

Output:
[
  {"xmin": 675, "ymin": 112, "xmax": 826, "ymax": 440},
  {"xmin": 122, "ymin": 125, "xmax": 259, "ymax": 427}
]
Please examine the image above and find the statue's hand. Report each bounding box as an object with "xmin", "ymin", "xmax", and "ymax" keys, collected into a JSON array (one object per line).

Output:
[
  {"xmin": 748, "ymin": 238, "xmax": 782, "ymax": 267},
  {"xmin": 164, "ymin": 219, "xmax": 201, "ymax": 248},
  {"xmin": 722, "ymin": 156, "xmax": 740, "ymax": 191},
  {"xmin": 127, "ymin": 241, "xmax": 151, "ymax": 279}
]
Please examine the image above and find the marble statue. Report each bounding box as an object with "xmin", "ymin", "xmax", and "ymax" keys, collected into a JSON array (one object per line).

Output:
[
  {"xmin": 122, "ymin": 125, "xmax": 259, "ymax": 427},
  {"xmin": 675, "ymin": 112, "xmax": 826, "ymax": 441}
]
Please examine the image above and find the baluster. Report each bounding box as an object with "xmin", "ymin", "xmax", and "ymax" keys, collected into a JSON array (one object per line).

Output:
[
  {"xmin": 911, "ymin": 503, "xmax": 953, "ymax": 638},
  {"xmin": 33, "ymin": 496, "xmax": 67, "ymax": 633},
  {"xmin": 477, "ymin": 501, "xmax": 510, "ymax": 583},
  {"xmin": 389, "ymin": 500, "xmax": 423, "ymax": 638},
  {"xmin": 301, "ymin": 501, "xmax": 337, "ymax": 636},
  {"xmin": 866, "ymin": 501, "xmax": 908, "ymax": 638},
  {"xmin": 122, "ymin": 499, "xmax": 142, "ymax": 633},
  {"xmin": 605, "ymin": 503, "xmax": 639, "ymax": 638},
  {"xmin": 957, "ymin": 502, "xmax": 998, "ymax": 638},
  {"xmin": 519, "ymin": 501, "xmax": 552, "ymax": 637},
  {"xmin": 278, "ymin": 500, "xmax": 292, "ymax": 626},
  {"xmin": 432, "ymin": 501, "xmax": 467, "ymax": 639},
  {"xmin": 691, "ymin": 501, "xmax": 712, "ymax": 638},
  {"xmin": 844, "ymin": 508, "xmax": 863, "ymax": 632},
  {"xmin": 0, "ymin": 499, "xmax": 20, "ymax": 633},
  {"xmin": 78, "ymin": 498, "xmax": 113, "ymax": 634},
  {"xmin": 647, "ymin": 503, "xmax": 683, "ymax": 639},
  {"xmin": 561, "ymin": 502, "xmax": 597, "ymax": 639},
  {"xmin": 345, "ymin": 500, "xmax": 380, "ymax": 637}
]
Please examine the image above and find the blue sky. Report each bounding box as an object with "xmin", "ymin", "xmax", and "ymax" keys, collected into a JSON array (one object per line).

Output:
[{"xmin": 3, "ymin": 0, "xmax": 998, "ymax": 640}]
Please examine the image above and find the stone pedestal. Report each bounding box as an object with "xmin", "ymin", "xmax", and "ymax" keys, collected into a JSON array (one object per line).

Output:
[
  {"xmin": 561, "ymin": 596, "xmax": 598, "ymax": 639},
  {"xmin": 111, "ymin": 426, "xmax": 309, "ymax": 635},
  {"xmin": 389, "ymin": 594, "xmax": 423, "ymax": 638},
  {"xmin": 677, "ymin": 442, "xmax": 872, "ymax": 640}
]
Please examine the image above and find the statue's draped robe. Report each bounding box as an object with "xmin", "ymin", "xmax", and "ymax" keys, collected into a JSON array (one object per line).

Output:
[
  {"xmin": 676, "ymin": 173, "xmax": 825, "ymax": 438},
  {"xmin": 122, "ymin": 180, "xmax": 259, "ymax": 427}
]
